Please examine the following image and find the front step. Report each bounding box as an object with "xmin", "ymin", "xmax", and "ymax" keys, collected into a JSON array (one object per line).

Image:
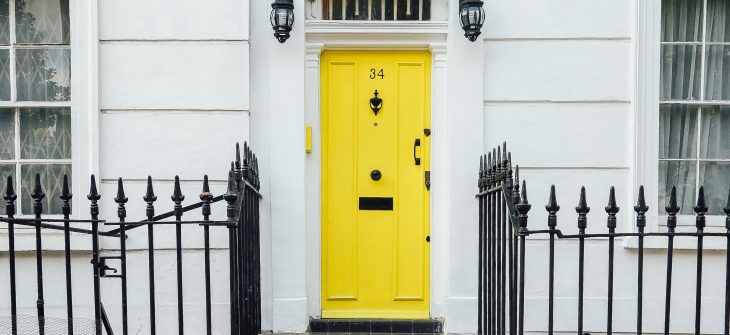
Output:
[{"xmin": 309, "ymin": 318, "xmax": 442, "ymax": 334}]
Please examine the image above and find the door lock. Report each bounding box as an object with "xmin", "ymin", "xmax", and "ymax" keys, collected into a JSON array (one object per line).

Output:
[{"xmin": 370, "ymin": 169, "xmax": 382, "ymax": 181}]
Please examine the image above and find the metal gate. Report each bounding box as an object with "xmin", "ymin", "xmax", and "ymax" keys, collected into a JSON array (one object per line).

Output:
[
  {"xmin": 478, "ymin": 142, "xmax": 730, "ymax": 335},
  {"xmin": 0, "ymin": 143, "xmax": 261, "ymax": 335}
]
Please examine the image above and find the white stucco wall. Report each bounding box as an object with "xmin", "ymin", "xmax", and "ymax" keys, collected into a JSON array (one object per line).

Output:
[
  {"xmin": 481, "ymin": 0, "xmax": 728, "ymax": 334},
  {"xmin": 1, "ymin": 0, "xmax": 727, "ymax": 334},
  {"xmin": 1, "ymin": 1, "xmax": 250, "ymax": 334}
]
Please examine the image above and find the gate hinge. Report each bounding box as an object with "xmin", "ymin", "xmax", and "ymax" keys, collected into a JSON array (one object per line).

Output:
[
  {"xmin": 424, "ymin": 128, "xmax": 431, "ymax": 137},
  {"xmin": 425, "ymin": 171, "xmax": 431, "ymax": 190}
]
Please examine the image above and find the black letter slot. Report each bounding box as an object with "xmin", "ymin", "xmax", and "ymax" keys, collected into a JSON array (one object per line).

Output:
[{"xmin": 359, "ymin": 197, "xmax": 394, "ymax": 211}]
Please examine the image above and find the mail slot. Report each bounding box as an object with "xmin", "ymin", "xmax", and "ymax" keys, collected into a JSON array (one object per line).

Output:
[{"xmin": 359, "ymin": 197, "xmax": 394, "ymax": 211}]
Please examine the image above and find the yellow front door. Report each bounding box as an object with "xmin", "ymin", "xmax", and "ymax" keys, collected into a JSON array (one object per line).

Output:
[{"xmin": 321, "ymin": 50, "xmax": 431, "ymax": 319}]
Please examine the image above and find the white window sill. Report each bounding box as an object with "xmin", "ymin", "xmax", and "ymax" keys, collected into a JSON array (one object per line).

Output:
[{"xmin": 622, "ymin": 235, "xmax": 728, "ymax": 250}]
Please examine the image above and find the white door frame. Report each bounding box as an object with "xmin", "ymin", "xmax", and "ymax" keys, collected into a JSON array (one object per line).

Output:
[{"xmin": 303, "ymin": 20, "xmax": 449, "ymax": 318}]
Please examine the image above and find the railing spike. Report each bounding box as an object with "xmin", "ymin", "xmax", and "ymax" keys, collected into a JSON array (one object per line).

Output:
[
  {"xmin": 60, "ymin": 175, "xmax": 71, "ymax": 201},
  {"xmin": 605, "ymin": 186, "xmax": 619, "ymax": 229},
  {"xmin": 86, "ymin": 175, "xmax": 99, "ymax": 201},
  {"xmin": 694, "ymin": 186, "xmax": 708, "ymax": 214},
  {"xmin": 606, "ymin": 186, "xmax": 619, "ymax": 214},
  {"xmin": 202, "ymin": 175, "xmax": 211, "ymax": 194},
  {"xmin": 144, "ymin": 176, "xmax": 157, "ymax": 203},
  {"xmin": 507, "ymin": 152, "xmax": 513, "ymax": 176},
  {"xmin": 694, "ymin": 186, "xmax": 707, "ymax": 230},
  {"xmin": 496, "ymin": 146, "xmax": 502, "ymax": 175},
  {"xmin": 486, "ymin": 153, "xmax": 493, "ymax": 186},
  {"xmin": 635, "ymin": 186, "xmax": 648, "ymax": 212},
  {"xmin": 478, "ymin": 156, "xmax": 484, "ymax": 189},
  {"xmin": 515, "ymin": 181, "xmax": 531, "ymax": 230},
  {"xmin": 254, "ymin": 156, "xmax": 260, "ymax": 188},
  {"xmin": 32, "ymin": 173, "xmax": 45, "ymax": 200},
  {"xmin": 546, "ymin": 184, "xmax": 560, "ymax": 229},
  {"xmin": 226, "ymin": 163, "xmax": 237, "ymax": 196},
  {"xmin": 665, "ymin": 186, "xmax": 680, "ymax": 231},
  {"xmin": 5, "ymin": 175, "xmax": 16, "ymax": 200},
  {"xmin": 502, "ymin": 144, "xmax": 509, "ymax": 170},
  {"xmin": 634, "ymin": 186, "xmax": 649, "ymax": 229},
  {"xmin": 513, "ymin": 165, "xmax": 520, "ymax": 205},
  {"xmin": 245, "ymin": 143, "xmax": 252, "ymax": 166},
  {"xmin": 236, "ymin": 143, "xmax": 242, "ymax": 169},
  {"xmin": 546, "ymin": 185, "xmax": 560, "ymax": 212},
  {"xmin": 520, "ymin": 180, "xmax": 528, "ymax": 205},
  {"xmin": 115, "ymin": 177, "xmax": 128, "ymax": 204},
  {"xmin": 200, "ymin": 175, "xmax": 213, "ymax": 219},
  {"xmin": 115, "ymin": 177, "xmax": 128, "ymax": 221},
  {"xmin": 666, "ymin": 186, "xmax": 680, "ymax": 215},
  {"xmin": 576, "ymin": 187, "xmax": 589, "ymax": 213},
  {"xmin": 576, "ymin": 186, "xmax": 590, "ymax": 230},
  {"xmin": 5, "ymin": 175, "xmax": 16, "ymax": 217},
  {"xmin": 171, "ymin": 176, "xmax": 185, "ymax": 203}
]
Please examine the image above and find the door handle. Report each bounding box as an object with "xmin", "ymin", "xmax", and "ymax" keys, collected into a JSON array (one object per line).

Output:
[{"xmin": 413, "ymin": 138, "xmax": 421, "ymax": 166}]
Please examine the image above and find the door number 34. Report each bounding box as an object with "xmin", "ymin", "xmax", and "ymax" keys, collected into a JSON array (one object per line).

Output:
[{"xmin": 370, "ymin": 68, "xmax": 385, "ymax": 79}]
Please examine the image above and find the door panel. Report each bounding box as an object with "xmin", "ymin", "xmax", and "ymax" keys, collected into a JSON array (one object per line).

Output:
[
  {"xmin": 321, "ymin": 50, "xmax": 431, "ymax": 319},
  {"xmin": 325, "ymin": 61, "xmax": 359, "ymax": 301}
]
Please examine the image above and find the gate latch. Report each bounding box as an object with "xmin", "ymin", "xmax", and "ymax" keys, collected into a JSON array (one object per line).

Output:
[
  {"xmin": 425, "ymin": 171, "xmax": 431, "ymax": 190},
  {"xmin": 99, "ymin": 256, "xmax": 122, "ymax": 278}
]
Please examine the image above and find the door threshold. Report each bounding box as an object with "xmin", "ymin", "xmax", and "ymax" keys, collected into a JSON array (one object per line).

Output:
[{"xmin": 309, "ymin": 318, "xmax": 442, "ymax": 334}]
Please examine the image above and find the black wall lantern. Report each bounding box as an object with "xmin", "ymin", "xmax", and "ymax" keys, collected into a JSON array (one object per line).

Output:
[
  {"xmin": 459, "ymin": 0, "xmax": 485, "ymax": 42},
  {"xmin": 270, "ymin": 0, "xmax": 295, "ymax": 43}
]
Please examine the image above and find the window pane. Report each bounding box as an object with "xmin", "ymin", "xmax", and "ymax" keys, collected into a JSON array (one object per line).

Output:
[
  {"xmin": 19, "ymin": 108, "xmax": 70, "ymax": 159},
  {"xmin": 20, "ymin": 163, "xmax": 70, "ymax": 215},
  {"xmin": 698, "ymin": 162, "xmax": 730, "ymax": 215},
  {"xmin": 0, "ymin": 0, "xmax": 8, "ymax": 45},
  {"xmin": 16, "ymin": 48, "xmax": 71, "ymax": 101},
  {"xmin": 704, "ymin": 45, "xmax": 730, "ymax": 100},
  {"xmin": 0, "ymin": 163, "xmax": 15, "ymax": 185},
  {"xmin": 707, "ymin": 0, "xmax": 730, "ymax": 42},
  {"xmin": 662, "ymin": 0, "xmax": 704, "ymax": 42},
  {"xmin": 699, "ymin": 106, "xmax": 730, "ymax": 159},
  {"xmin": 0, "ymin": 49, "xmax": 9, "ymax": 101},
  {"xmin": 15, "ymin": 0, "xmax": 70, "ymax": 44},
  {"xmin": 659, "ymin": 160, "xmax": 697, "ymax": 215},
  {"xmin": 0, "ymin": 108, "xmax": 14, "ymax": 159},
  {"xmin": 660, "ymin": 104, "xmax": 698, "ymax": 159},
  {"xmin": 326, "ymin": 0, "xmax": 430, "ymax": 20},
  {"xmin": 660, "ymin": 45, "xmax": 702, "ymax": 100}
]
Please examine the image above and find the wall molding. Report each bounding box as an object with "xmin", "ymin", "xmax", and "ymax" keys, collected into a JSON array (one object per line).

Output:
[{"xmin": 305, "ymin": 20, "xmax": 448, "ymax": 47}]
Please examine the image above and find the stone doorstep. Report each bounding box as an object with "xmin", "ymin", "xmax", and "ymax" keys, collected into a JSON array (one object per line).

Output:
[{"xmin": 309, "ymin": 318, "xmax": 443, "ymax": 334}]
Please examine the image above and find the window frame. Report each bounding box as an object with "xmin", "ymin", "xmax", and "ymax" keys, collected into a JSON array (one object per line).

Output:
[
  {"xmin": 637, "ymin": 0, "xmax": 727, "ymax": 231},
  {"xmin": 305, "ymin": 0, "xmax": 448, "ymax": 21},
  {"xmin": 0, "ymin": 0, "xmax": 98, "ymax": 249},
  {"xmin": 1, "ymin": 0, "xmax": 73, "ymax": 216}
]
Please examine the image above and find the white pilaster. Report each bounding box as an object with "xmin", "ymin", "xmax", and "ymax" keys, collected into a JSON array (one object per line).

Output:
[
  {"xmin": 428, "ymin": 42, "xmax": 449, "ymax": 319},
  {"xmin": 304, "ymin": 42, "xmax": 324, "ymax": 318}
]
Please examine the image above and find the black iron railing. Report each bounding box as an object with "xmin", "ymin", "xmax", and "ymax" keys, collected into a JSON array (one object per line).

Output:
[
  {"xmin": 477, "ymin": 142, "xmax": 730, "ymax": 335},
  {"xmin": 1, "ymin": 143, "xmax": 262, "ymax": 335}
]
